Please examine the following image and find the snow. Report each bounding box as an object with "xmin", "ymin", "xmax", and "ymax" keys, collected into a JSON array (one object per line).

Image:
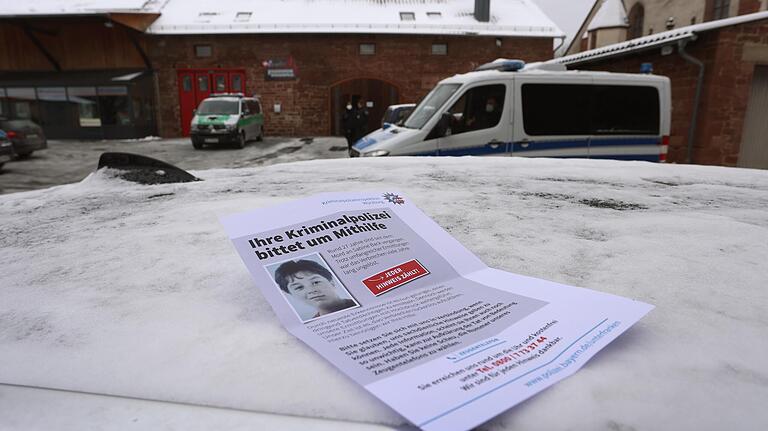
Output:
[
  {"xmin": 0, "ymin": 0, "xmax": 158, "ymax": 15},
  {"xmin": 1, "ymin": 156, "xmax": 768, "ymax": 429},
  {"xmin": 0, "ymin": 0, "xmax": 563, "ymax": 38},
  {"xmin": 146, "ymin": 0, "xmax": 562, "ymax": 37},
  {"xmin": 587, "ymin": 0, "xmax": 626, "ymax": 31}
]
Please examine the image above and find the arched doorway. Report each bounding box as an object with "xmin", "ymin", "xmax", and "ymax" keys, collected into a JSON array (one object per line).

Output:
[{"xmin": 330, "ymin": 78, "xmax": 400, "ymax": 136}]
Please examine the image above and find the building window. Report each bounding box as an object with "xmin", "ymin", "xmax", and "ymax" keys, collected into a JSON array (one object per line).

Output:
[
  {"xmin": 400, "ymin": 12, "xmax": 415, "ymax": 21},
  {"xmin": 232, "ymin": 75, "xmax": 243, "ymax": 92},
  {"xmin": 97, "ymin": 86, "xmax": 130, "ymax": 126},
  {"xmin": 235, "ymin": 12, "xmax": 252, "ymax": 22},
  {"xmin": 195, "ymin": 45, "xmax": 212, "ymax": 58},
  {"xmin": 431, "ymin": 43, "xmax": 447, "ymax": 55},
  {"xmin": 214, "ymin": 75, "xmax": 226, "ymax": 92},
  {"xmin": 182, "ymin": 75, "xmax": 192, "ymax": 92},
  {"xmin": 627, "ymin": 3, "xmax": 645, "ymax": 40},
  {"xmin": 69, "ymin": 87, "xmax": 101, "ymax": 127},
  {"xmin": 359, "ymin": 43, "xmax": 375, "ymax": 55},
  {"xmin": 197, "ymin": 75, "xmax": 209, "ymax": 92},
  {"xmin": 707, "ymin": 0, "xmax": 731, "ymax": 20}
]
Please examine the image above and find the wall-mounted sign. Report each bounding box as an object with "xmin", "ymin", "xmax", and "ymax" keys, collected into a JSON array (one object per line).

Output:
[{"xmin": 263, "ymin": 57, "xmax": 298, "ymax": 81}]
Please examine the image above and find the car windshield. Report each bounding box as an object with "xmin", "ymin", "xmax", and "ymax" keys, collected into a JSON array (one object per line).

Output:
[
  {"xmin": 197, "ymin": 100, "xmax": 239, "ymax": 115},
  {"xmin": 403, "ymin": 84, "xmax": 461, "ymax": 129}
]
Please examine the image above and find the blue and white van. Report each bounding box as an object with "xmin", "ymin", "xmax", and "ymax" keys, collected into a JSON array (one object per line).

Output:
[{"xmin": 351, "ymin": 60, "xmax": 670, "ymax": 162}]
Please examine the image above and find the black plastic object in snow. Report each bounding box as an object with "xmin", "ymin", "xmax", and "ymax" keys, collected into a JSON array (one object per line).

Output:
[{"xmin": 97, "ymin": 152, "xmax": 201, "ymax": 185}]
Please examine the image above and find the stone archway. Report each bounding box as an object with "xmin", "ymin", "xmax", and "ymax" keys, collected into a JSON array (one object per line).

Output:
[{"xmin": 330, "ymin": 78, "xmax": 400, "ymax": 136}]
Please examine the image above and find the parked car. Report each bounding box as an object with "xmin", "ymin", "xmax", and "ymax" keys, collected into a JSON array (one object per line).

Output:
[
  {"xmin": 1, "ymin": 156, "xmax": 766, "ymax": 430},
  {"xmin": 0, "ymin": 130, "xmax": 15, "ymax": 170},
  {"xmin": 381, "ymin": 103, "xmax": 415, "ymax": 128},
  {"xmin": 0, "ymin": 118, "xmax": 47, "ymax": 159},
  {"xmin": 190, "ymin": 93, "xmax": 264, "ymax": 149}
]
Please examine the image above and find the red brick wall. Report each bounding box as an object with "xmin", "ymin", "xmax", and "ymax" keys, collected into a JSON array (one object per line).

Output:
[
  {"xmin": 149, "ymin": 34, "xmax": 552, "ymax": 137},
  {"xmin": 738, "ymin": 0, "xmax": 762, "ymax": 15},
  {"xmin": 572, "ymin": 21, "xmax": 768, "ymax": 166}
]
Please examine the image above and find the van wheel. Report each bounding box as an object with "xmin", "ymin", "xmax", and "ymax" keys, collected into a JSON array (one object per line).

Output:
[
  {"xmin": 236, "ymin": 131, "xmax": 246, "ymax": 149},
  {"xmin": 192, "ymin": 141, "xmax": 203, "ymax": 150},
  {"xmin": 256, "ymin": 127, "xmax": 264, "ymax": 142}
]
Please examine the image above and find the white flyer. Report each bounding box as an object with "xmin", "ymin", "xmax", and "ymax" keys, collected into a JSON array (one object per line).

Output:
[{"xmin": 221, "ymin": 191, "xmax": 653, "ymax": 431}]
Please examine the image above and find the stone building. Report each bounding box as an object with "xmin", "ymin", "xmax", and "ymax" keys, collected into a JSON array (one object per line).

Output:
[{"xmin": 0, "ymin": 0, "xmax": 561, "ymax": 140}]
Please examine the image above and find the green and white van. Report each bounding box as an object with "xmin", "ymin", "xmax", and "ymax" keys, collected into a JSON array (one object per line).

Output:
[{"xmin": 190, "ymin": 94, "xmax": 264, "ymax": 149}]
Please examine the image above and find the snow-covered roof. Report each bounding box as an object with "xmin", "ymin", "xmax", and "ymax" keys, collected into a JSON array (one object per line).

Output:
[
  {"xmin": 557, "ymin": 10, "xmax": 768, "ymax": 64},
  {"xmin": 587, "ymin": 0, "xmax": 627, "ymax": 31},
  {"xmin": 0, "ymin": 0, "xmax": 163, "ymax": 16},
  {"xmin": 2, "ymin": 156, "xmax": 767, "ymax": 429},
  {"xmin": 145, "ymin": 0, "xmax": 563, "ymax": 37},
  {"xmin": 0, "ymin": 0, "xmax": 562, "ymax": 38}
]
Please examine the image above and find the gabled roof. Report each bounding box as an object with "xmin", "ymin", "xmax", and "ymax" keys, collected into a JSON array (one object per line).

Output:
[
  {"xmin": 1, "ymin": 0, "xmax": 563, "ymax": 38},
  {"xmin": 0, "ymin": 0, "xmax": 163, "ymax": 16},
  {"xmin": 587, "ymin": 0, "xmax": 627, "ymax": 31},
  {"xmin": 145, "ymin": 0, "xmax": 563, "ymax": 37},
  {"xmin": 555, "ymin": 10, "xmax": 768, "ymax": 66}
]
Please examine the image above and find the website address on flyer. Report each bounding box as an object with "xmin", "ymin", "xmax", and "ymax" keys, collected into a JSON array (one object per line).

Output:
[{"xmin": 524, "ymin": 320, "xmax": 622, "ymax": 388}]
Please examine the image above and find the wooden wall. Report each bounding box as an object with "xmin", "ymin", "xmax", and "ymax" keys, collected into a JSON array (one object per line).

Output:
[{"xmin": 0, "ymin": 18, "xmax": 147, "ymax": 71}]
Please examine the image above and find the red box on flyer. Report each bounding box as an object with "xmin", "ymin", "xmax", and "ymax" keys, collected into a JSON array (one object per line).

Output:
[{"xmin": 362, "ymin": 259, "xmax": 430, "ymax": 296}]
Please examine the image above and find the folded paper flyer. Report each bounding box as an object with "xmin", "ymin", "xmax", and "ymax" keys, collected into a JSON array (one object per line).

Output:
[{"xmin": 221, "ymin": 191, "xmax": 653, "ymax": 431}]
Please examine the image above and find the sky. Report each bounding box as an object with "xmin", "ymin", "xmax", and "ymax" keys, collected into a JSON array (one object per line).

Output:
[{"xmin": 533, "ymin": 0, "xmax": 596, "ymax": 53}]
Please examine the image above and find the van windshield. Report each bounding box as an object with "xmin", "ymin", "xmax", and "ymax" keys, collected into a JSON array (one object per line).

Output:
[
  {"xmin": 403, "ymin": 84, "xmax": 461, "ymax": 129},
  {"xmin": 197, "ymin": 99, "xmax": 239, "ymax": 115}
]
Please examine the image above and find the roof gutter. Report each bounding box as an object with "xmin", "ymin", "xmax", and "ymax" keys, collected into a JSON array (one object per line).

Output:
[{"xmin": 677, "ymin": 36, "xmax": 705, "ymax": 164}]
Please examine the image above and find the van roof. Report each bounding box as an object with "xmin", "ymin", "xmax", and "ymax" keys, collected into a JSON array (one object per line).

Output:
[{"xmin": 440, "ymin": 67, "xmax": 669, "ymax": 85}]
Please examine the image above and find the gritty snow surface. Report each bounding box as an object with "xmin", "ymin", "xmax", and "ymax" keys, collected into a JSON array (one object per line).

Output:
[{"xmin": 1, "ymin": 157, "xmax": 767, "ymax": 430}]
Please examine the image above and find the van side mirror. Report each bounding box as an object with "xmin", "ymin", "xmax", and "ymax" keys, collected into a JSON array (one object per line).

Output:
[{"xmin": 426, "ymin": 113, "xmax": 452, "ymax": 140}]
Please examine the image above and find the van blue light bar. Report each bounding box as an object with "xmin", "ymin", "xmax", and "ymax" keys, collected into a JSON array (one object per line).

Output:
[{"xmin": 474, "ymin": 59, "xmax": 526, "ymax": 72}]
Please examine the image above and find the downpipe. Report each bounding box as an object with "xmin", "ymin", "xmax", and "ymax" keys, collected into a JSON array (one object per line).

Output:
[{"xmin": 677, "ymin": 37, "xmax": 705, "ymax": 164}]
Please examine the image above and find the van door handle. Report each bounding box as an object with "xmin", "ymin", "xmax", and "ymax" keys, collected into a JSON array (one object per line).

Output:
[
  {"xmin": 519, "ymin": 139, "xmax": 530, "ymax": 148},
  {"xmin": 486, "ymin": 139, "xmax": 502, "ymax": 149}
]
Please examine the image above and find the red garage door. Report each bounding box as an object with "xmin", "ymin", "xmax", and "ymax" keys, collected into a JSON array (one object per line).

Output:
[{"xmin": 177, "ymin": 69, "xmax": 246, "ymax": 136}]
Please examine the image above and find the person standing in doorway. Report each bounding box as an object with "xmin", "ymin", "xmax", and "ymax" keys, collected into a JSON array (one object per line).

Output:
[
  {"xmin": 351, "ymin": 96, "xmax": 370, "ymax": 145},
  {"xmin": 342, "ymin": 97, "xmax": 356, "ymax": 150}
]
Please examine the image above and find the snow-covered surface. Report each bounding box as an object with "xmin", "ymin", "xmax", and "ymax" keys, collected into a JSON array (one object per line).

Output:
[
  {"xmin": 0, "ymin": 0, "xmax": 562, "ymax": 37},
  {"xmin": 2, "ymin": 157, "xmax": 768, "ymax": 429},
  {"xmin": 587, "ymin": 0, "xmax": 626, "ymax": 31},
  {"xmin": 0, "ymin": 385, "xmax": 394, "ymax": 430},
  {"xmin": 0, "ymin": 0, "xmax": 161, "ymax": 15},
  {"xmin": 557, "ymin": 10, "xmax": 768, "ymax": 65},
  {"xmin": 146, "ymin": 0, "xmax": 562, "ymax": 37}
]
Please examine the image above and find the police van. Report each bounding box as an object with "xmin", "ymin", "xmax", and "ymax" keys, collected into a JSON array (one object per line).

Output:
[
  {"xmin": 190, "ymin": 93, "xmax": 264, "ymax": 149},
  {"xmin": 351, "ymin": 60, "xmax": 670, "ymax": 161}
]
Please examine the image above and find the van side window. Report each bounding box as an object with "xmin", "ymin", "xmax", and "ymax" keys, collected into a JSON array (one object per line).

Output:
[
  {"xmin": 240, "ymin": 101, "xmax": 249, "ymax": 114},
  {"xmin": 249, "ymin": 100, "xmax": 261, "ymax": 114},
  {"xmin": 522, "ymin": 84, "xmax": 660, "ymax": 136},
  {"xmin": 447, "ymin": 84, "xmax": 505, "ymax": 135},
  {"xmin": 521, "ymin": 84, "xmax": 591, "ymax": 135},
  {"xmin": 592, "ymin": 85, "xmax": 659, "ymax": 134}
]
